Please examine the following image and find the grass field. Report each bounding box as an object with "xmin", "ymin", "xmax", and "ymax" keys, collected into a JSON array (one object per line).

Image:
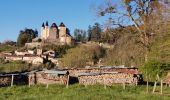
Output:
[{"xmin": 0, "ymin": 84, "xmax": 170, "ymax": 100}]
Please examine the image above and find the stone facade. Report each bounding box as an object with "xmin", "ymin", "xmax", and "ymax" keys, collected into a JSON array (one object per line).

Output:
[{"xmin": 41, "ymin": 22, "xmax": 73, "ymax": 45}]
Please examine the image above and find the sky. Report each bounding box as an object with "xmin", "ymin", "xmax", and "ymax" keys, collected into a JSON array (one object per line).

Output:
[{"xmin": 0, "ymin": 0, "xmax": 111, "ymax": 42}]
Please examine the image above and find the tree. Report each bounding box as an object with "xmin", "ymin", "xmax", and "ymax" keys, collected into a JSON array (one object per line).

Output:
[
  {"xmin": 97, "ymin": 0, "xmax": 170, "ymax": 62},
  {"xmin": 88, "ymin": 23, "xmax": 102, "ymax": 42},
  {"xmin": 74, "ymin": 29, "xmax": 87, "ymax": 42},
  {"xmin": 60, "ymin": 45, "xmax": 105, "ymax": 68},
  {"xmin": 87, "ymin": 25, "xmax": 92, "ymax": 41},
  {"xmin": 17, "ymin": 28, "xmax": 38, "ymax": 47}
]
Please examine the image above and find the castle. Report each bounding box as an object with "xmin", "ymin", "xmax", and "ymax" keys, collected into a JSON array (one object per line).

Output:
[
  {"xmin": 25, "ymin": 21, "xmax": 74, "ymax": 48},
  {"xmin": 40, "ymin": 21, "xmax": 73, "ymax": 45}
]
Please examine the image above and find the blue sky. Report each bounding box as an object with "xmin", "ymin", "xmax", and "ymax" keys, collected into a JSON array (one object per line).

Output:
[{"xmin": 0, "ymin": 0, "xmax": 112, "ymax": 42}]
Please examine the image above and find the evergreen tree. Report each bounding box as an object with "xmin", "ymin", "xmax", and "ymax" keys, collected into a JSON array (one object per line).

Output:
[
  {"xmin": 74, "ymin": 29, "xmax": 87, "ymax": 42},
  {"xmin": 87, "ymin": 23, "xmax": 102, "ymax": 42},
  {"xmin": 17, "ymin": 28, "xmax": 38, "ymax": 47}
]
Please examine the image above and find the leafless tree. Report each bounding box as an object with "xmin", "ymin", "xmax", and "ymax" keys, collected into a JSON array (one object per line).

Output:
[{"xmin": 97, "ymin": 0, "xmax": 170, "ymax": 62}]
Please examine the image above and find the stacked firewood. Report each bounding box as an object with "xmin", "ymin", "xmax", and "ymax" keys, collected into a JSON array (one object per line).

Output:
[
  {"xmin": 0, "ymin": 77, "xmax": 11, "ymax": 86},
  {"xmin": 78, "ymin": 73, "xmax": 138, "ymax": 86},
  {"xmin": 30, "ymin": 72, "xmax": 68, "ymax": 85},
  {"xmin": 68, "ymin": 68, "xmax": 139, "ymax": 77}
]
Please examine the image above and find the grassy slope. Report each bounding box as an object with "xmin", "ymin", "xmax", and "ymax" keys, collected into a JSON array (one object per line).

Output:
[
  {"xmin": 0, "ymin": 84, "xmax": 169, "ymax": 100},
  {"xmin": 0, "ymin": 45, "xmax": 16, "ymax": 52}
]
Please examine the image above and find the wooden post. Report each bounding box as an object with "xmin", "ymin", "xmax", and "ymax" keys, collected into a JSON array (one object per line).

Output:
[
  {"xmin": 123, "ymin": 82, "xmax": 126, "ymax": 90},
  {"xmin": 66, "ymin": 75, "xmax": 69, "ymax": 88},
  {"xmin": 85, "ymin": 84, "xmax": 87, "ymax": 88},
  {"xmin": 146, "ymin": 81, "xmax": 149, "ymax": 93},
  {"xmin": 152, "ymin": 81, "xmax": 157, "ymax": 93},
  {"xmin": 160, "ymin": 80, "xmax": 163, "ymax": 95},
  {"xmin": 104, "ymin": 78, "xmax": 106, "ymax": 89},
  {"xmin": 28, "ymin": 75, "xmax": 31, "ymax": 87},
  {"xmin": 146, "ymin": 75, "xmax": 149, "ymax": 93},
  {"xmin": 46, "ymin": 83, "xmax": 49, "ymax": 89},
  {"xmin": 11, "ymin": 74, "xmax": 14, "ymax": 87}
]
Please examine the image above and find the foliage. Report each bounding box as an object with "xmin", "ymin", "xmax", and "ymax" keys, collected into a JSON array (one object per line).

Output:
[
  {"xmin": 88, "ymin": 23, "xmax": 102, "ymax": 42},
  {"xmin": 60, "ymin": 45, "xmax": 105, "ymax": 68},
  {"xmin": 74, "ymin": 29, "xmax": 87, "ymax": 42},
  {"xmin": 140, "ymin": 60, "xmax": 170, "ymax": 81},
  {"xmin": 2, "ymin": 40, "xmax": 16, "ymax": 46},
  {"xmin": 97, "ymin": 0, "xmax": 170, "ymax": 62},
  {"xmin": 42, "ymin": 45, "xmax": 74, "ymax": 58},
  {"xmin": 102, "ymin": 26, "xmax": 145, "ymax": 67},
  {"xmin": 0, "ymin": 61, "xmax": 32, "ymax": 72},
  {"xmin": 0, "ymin": 84, "xmax": 169, "ymax": 100},
  {"xmin": 17, "ymin": 28, "xmax": 38, "ymax": 47},
  {"xmin": 148, "ymin": 31, "xmax": 170, "ymax": 63}
]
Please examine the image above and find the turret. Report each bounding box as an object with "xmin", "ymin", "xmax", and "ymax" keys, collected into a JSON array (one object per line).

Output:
[
  {"xmin": 45, "ymin": 21, "xmax": 49, "ymax": 26},
  {"xmin": 59, "ymin": 22, "xmax": 65, "ymax": 27},
  {"xmin": 59, "ymin": 22, "xmax": 66, "ymax": 37},
  {"xmin": 51, "ymin": 23, "xmax": 58, "ymax": 29},
  {"xmin": 42, "ymin": 23, "xmax": 45, "ymax": 28}
]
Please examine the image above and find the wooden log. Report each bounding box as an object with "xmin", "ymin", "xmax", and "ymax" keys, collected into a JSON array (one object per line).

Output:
[{"xmin": 11, "ymin": 74, "xmax": 14, "ymax": 87}]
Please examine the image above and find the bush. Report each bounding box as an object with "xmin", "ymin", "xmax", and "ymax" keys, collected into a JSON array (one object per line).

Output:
[
  {"xmin": 60, "ymin": 45, "xmax": 105, "ymax": 68},
  {"xmin": 0, "ymin": 61, "xmax": 32, "ymax": 72},
  {"xmin": 42, "ymin": 45, "xmax": 74, "ymax": 58},
  {"xmin": 139, "ymin": 60, "xmax": 170, "ymax": 81}
]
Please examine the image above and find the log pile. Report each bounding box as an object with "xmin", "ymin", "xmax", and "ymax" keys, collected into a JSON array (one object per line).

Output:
[
  {"xmin": 0, "ymin": 74, "xmax": 28, "ymax": 86},
  {"xmin": 36, "ymin": 73, "xmax": 68, "ymax": 85},
  {"xmin": 0, "ymin": 76, "xmax": 11, "ymax": 86},
  {"xmin": 78, "ymin": 73, "xmax": 138, "ymax": 85},
  {"xmin": 68, "ymin": 68, "xmax": 139, "ymax": 77},
  {"xmin": 28, "ymin": 70, "xmax": 68, "ymax": 85}
]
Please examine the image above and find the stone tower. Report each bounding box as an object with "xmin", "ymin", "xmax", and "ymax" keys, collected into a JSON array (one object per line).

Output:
[
  {"xmin": 59, "ymin": 22, "xmax": 67, "ymax": 37},
  {"xmin": 41, "ymin": 21, "xmax": 50, "ymax": 40},
  {"xmin": 48, "ymin": 23, "xmax": 58, "ymax": 40}
]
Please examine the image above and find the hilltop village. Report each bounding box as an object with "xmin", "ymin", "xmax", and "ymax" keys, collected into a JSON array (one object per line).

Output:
[
  {"xmin": 0, "ymin": 21, "xmax": 115, "ymax": 68},
  {"xmin": 0, "ymin": 22, "xmax": 75, "ymax": 66}
]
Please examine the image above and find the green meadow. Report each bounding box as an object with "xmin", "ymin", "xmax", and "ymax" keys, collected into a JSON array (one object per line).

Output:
[{"xmin": 0, "ymin": 84, "xmax": 170, "ymax": 100}]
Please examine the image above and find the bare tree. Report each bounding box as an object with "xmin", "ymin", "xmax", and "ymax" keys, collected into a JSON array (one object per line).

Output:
[{"xmin": 97, "ymin": 0, "xmax": 170, "ymax": 62}]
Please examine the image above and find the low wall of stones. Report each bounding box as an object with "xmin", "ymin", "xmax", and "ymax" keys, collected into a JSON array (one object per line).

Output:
[{"xmin": 78, "ymin": 73, "xmax": 138, "ymax": 86}]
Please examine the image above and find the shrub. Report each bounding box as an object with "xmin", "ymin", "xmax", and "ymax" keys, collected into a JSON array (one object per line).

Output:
[
  {"xmin": 42, "ymin": 45, "xmax": 74, "ymax": 58},
  {"xmin": 139, "ymin": 60, "xmax": 170, "ymax": 81},
  {"xmin": 60, "ymin": 45, "xmax": 105, "ymax": 68}
]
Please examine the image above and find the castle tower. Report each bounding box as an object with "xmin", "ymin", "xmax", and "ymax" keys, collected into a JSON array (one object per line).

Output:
[
  {"xmin": 48, "ymin": 23, "xmax": 58, "ymax": 40},
  {"xmin": 59, "ymin": 22, "xmax": 67, "ymax": 37},
  {"xmin": 41, "ymin": 21, "xmax": 50, "ymax": 40},
  {"xmin": 41, "ymin": 22, "xmax": 45, "ymax": 39}
]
